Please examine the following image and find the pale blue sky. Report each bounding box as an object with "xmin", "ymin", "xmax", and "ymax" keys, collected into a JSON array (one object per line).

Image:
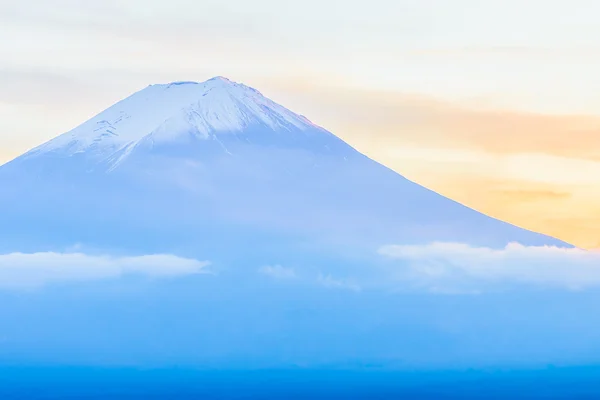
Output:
[{"xmin": 4, "ymin": 0, "xmax": 600, "ymax": 129}]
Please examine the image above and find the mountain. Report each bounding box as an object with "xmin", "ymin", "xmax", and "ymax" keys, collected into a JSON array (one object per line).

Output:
[
  {"xmin": 0, "ymin": 77, "xmax": 590, "ymax": 373},
  {"xmin": 0, "ymin": 76, "xmax": 566, "ymax": 256}
]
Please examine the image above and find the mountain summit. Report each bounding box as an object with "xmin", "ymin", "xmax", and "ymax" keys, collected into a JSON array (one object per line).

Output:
[
  {"xmin": 0, "ymin": 77, "xmax": 567, "ymax": 254},
  {"xmin": 21, "ymin": 77, "xmax": 322, "ymax": 169}
]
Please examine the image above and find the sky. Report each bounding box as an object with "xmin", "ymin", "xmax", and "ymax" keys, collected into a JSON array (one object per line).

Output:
[{"xmin": 1, "ymin": 0, "xmax": 600, "ymax": 248}]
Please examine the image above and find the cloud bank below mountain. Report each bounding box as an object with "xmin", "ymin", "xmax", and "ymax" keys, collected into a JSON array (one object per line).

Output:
[
  {"xmin": 0, "ymin": 252, "xmax": 209, "ymax": 289},
  {"xmin": 379, "ymin": 242, "xmax": 600, "ymax": 293},
  {"xmin": 2, "ymin": 243, "xmax": 598, "ymax": 294}
]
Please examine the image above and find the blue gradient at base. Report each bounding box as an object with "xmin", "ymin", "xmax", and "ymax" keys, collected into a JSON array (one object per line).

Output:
[{"xmin": 2, "ymin": 367, "xmax": 600, "ymax": 399}]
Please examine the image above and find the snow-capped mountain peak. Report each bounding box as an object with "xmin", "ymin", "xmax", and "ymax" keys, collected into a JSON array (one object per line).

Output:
[{"xmin": 24, "ymin": 77, "xmax": 319, "ymax": 162}]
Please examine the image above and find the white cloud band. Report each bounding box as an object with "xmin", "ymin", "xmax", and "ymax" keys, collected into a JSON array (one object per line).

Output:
[
  {"xmin": 379, "ymin": 242, "xmax": 600, "ymax": 292},
  {"xmin": 0, "ymin": 252, "xmax": 209, "ymax": 289}
]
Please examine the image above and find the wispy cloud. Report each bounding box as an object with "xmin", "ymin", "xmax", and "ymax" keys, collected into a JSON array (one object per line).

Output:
[
  {"xmin": 257, "ymin": 265, "xmax": 361, "ymax": 292},
  {"xmin": 379, "ymin": 242, "xmax": 600, "ymax": 293},
  {"xmin": 317, "ymin": 273, "xmax": 361, "ymax": 292},
  {"xmin": 258, "ymin": 265, "xmax": 297, "ymax": 280},
  {"xmin": 0, "ymin": 252, "xmax": 209, "ymax": 289},
  {"xmin": 266, "ymin": 80, "xmax": 600, "ymax": 162},
  {"xmin": 490, "ymin": 188, "xmax": 571, "ymax": 202}
]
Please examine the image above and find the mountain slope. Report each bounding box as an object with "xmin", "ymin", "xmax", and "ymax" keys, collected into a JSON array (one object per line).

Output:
[{"xmin": 0, "ymin": 77, "xmax": 568, "ymax": 255}]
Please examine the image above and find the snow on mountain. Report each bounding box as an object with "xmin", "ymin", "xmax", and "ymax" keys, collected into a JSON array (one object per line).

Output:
[
  {"xmin": 22, "ymin": 77, "xmax": 318, "ymax": 165},
  {"xmin": 0, "ymin": 77, "xmax": 569, "ymax": 255}
]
